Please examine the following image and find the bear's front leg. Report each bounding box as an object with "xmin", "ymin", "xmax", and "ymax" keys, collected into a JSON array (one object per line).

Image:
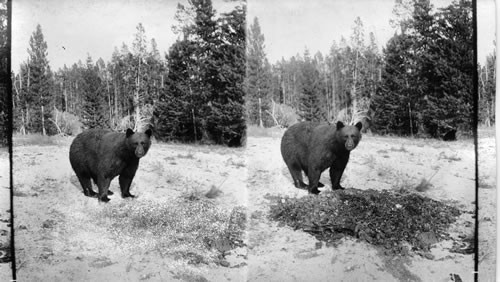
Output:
[
  {"xmin": 329, "ymin": 155, "xmax": 350, "ymax": 190},
  {"xmin": 119, "ymin": 175, "xmax": 135, "ymax": 198},
  {"xmin": 119, "ymin": 165, "xmax": 138, "ymax": 198},
  {"xmin": 96, "ymin": 177, "xmax": 112, "ymax": 202}
]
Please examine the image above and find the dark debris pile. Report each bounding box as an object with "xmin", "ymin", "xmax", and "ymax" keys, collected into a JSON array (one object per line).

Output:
[{"xmin": 269, "ymin": 189, "xmax": 462, "ymax": 255}]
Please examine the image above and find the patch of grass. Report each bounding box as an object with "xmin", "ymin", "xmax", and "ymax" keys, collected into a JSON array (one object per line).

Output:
[
  {"xmin": 376, "ymin": 165, "xmax": 392, "ymax": 178},
  {"xmin": 13, "ymin": 134, "xmax": 64, "ymax": 146},
  {"xmin": 415, "ymin": 178, "xmax": 432, "ymax": 192},
  {"xmin": 163, "ymin": 170, "xmax": 182, "ymax": 185},
  {"xmin": 180, "ymin": 185, "xmax": 206, "ymax": 201},
  {"xmin": 0, "ymin": 238, "xmax": 11, "ymax": 263},
  {"xmin": 362, "ymin": 155, "xmax": 376, "ymax": 169},
  {"xmin": 391, "ymin": 176, "xmax": 416, "ymax": 192},
  {"xmin": 389, "ymin": 146, "xmax": 408, "ymax": 153},
  {"xmin": 438, "ymin": 151, "xmax": 461, "ymax": 162},
  {"xmin": 478, "ymin": 178, "xmax": 495, "ymax": 189},
  {"xmin": 226, "ymin": 157, "xmax": 246, "ymax": 168},
  {"xmin": 148, "ymin": 160, "xmax": 165, "ymax": 172},
  {"xmin": 205, "ymin": 185, "xmax": 223, "ymax": 199},
  {"xmin": 177, "ymin": 152, "xmax": 195, "ymax": 159},
  {"xmin": 478, "ymin": 126, "xmax": 495, "ymax": 138},
  {"xmin": 414, "ymin": 170, "xmax": 438, "ymax": 192},
  {"xmin": 269, "ymin": 189, "xmax": 462, "ymax": 255},
  {"xmin": 247, "ymin": 125, "xmax": 283, "ymax": 138},
  {"xmin": 97, "ymin": 198, "xmax": 246, "ymax": 265}
]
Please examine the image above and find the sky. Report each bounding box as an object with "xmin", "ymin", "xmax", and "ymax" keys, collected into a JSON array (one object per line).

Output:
[
  {"xmin": 12, "ymin": 0, "xmax": 496, "ymax": 71},
  {"xmin": 11, "ymin": 0, "xmax": 238, "ymax": 71},
  {"xmin": 248, "ymin": 0, "xmax": 496, "ymax": 65}
]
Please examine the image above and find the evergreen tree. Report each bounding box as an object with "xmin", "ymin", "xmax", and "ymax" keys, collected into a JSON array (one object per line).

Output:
[
  {"xmin": 24, "ymin": 24, "xmax": 56, "ymax": 135},
  {"xmin": 371, "ymin": 33, "xmax": 416, "ymax": 135},
  {"xmin": 81, "ymin": 55, "xmax": 107, "ymax": 129},
  {"xmin": 245, "ymin": 17, "xmax": 273, "ymax": 127},
  {"xmin": 154, "ymin": 0, "xmax": 246, "ymax": 146},
  {"xmin": 202, "ymin": 3, "xmax": 246, "ymax": 145},
  {"xmin": 372, "ymin": 0, "xmax": 473, "ymax": 137},
  {"xmin": 416, "ymin": 0, "xmax": 473, "ymax": 136},
  {"xmin": 298, "ymin": 49, "xmax": 322, "ymax": 122},
  {"xmin": 154, "ymin": 39, "xmax": 197, "ymax": 141}
]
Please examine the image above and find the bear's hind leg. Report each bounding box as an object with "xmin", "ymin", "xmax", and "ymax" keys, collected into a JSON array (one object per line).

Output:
[
  {"xmin": 91, "ymin": 175, "xmax": 113, "ymax": 196},
  {"xmin": 287, "ymin": 164, "xmax": 307, "ymax": 189},
  {"xmin": 77, "ymin": 175, "xmax": 97, "ymax": 197},
  {"xmin": 307, "ymin": 168, "xmax": 322, "ymax": 195},
  {"xmin": 303, "ymin": 168, "xmax": 324, "ymax": 187},
  {"xmin": 96, "ymin": 177, "xmax": 112, "ymax": 202}
]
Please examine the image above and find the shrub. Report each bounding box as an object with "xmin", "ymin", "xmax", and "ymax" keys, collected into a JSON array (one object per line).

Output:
[
  {"xmin": 269, "ymin": 189, "xmax": 463, "ymax": 255},
  {"xmin": 273, "ymin": 103, "xmax": 298, "ymax": 128},
  {"xmin": 50, "ymin": 108, "xmax": 83, "ymax": 136}
]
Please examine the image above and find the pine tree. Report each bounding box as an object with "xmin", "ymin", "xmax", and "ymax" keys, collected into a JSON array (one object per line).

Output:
[
  {"xmin": 204, "ymin": 2, "xmax": 246, "ymax": 146},
  {"xmin": 298, "ymin": 49, "xmax": 322, "ymax": 122},
  {"xmin": 371, "ymin": 33, "xmax": 416, "ymax": 135},
  {"xmin": 154, "ymin": 39, "xmax": 197, "ymax": 141},
  {"xmin": 154, "ymin": 0, "xmax": 246, "ymax": 146},
  {"xmin": 25, "ymin": 24, "xmax": 55, "ymax": 135},
  {"xmin": 417, "ymin": 0, "xmax": 473, "ymax": 136},
  {"xmin": 81, "ymin": 55, "xmax": 107, "ymax": 129},
  {"xmin": 245, "ymin": 17, "xmax": 273, "ymax": 127},
  {"xmin": 372, "ymin": 0, "xmax": 473, "ymax": 137}
]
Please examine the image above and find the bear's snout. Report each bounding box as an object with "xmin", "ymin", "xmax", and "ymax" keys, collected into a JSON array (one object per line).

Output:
[
  {"xmin": 345, "ymin": 139, "xmax": 356, "ymax": 151},
  {"xmin": 135, "ymin": 146, "xmax": 147, "ymax": 158}
]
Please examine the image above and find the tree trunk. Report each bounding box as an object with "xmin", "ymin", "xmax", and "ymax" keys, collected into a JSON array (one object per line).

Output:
[
  {"xmin": 192, "ymin": 108, "xmax": 197, "ymax": 141},
  {"xmin": 41, "ymin": 105, "xmax": 46, "ymax": 135},
  {"xmin": 408, "ymin": 102, "xmax": 414, "ymax": 137},
  {"xmin": 331, "ymin": 72, "xmax": 336, "ymax": 120},
  {"xmin": 64, "ymin": 87, "xmax": 68, "ymax": 112},
  {"xmin": 258, "ymin": 98, "xmax": 263, "ymax": 127},
  {"xmin": 135, "ymin": 58, "xmax": 141, "ymax": 131},
  {"xmin": 20, "ymin": 110, "xmax": 26, "ymax": 135},
  {"xmin": 114, "ymin": 80, "xmax": 119, "ymax": 128}
]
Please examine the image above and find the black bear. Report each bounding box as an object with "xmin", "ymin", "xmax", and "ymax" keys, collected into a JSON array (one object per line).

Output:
[
  {"xmin": 69, "ymin": 128, "xmax": 152, "ymax": 202},
  {"xmin": 280, "ymin": 121, "xmax": 362, "ymax": 194}
]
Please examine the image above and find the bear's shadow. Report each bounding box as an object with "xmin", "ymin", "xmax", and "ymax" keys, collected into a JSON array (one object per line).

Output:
[{"xmin": 69, "ymin": 175, "xmax": 128, "ymax": 198}]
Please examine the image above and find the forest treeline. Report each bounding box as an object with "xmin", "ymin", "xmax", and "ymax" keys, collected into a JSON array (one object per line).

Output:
[
  {"xmin": 0, "ymin": 0, "xmax": 496, "ymax": 146},
  {"xmin": 9, "ymin": 0, "xmax": 246, "ymax": 146},
  {"xmin": 246, "ymin": 0, "xmax": 495, "ymax": 138}
]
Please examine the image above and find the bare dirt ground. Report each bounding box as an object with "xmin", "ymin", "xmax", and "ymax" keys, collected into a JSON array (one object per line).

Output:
[
  {"xmin": 246, "ymin": 132, "xmax": 482, "ymax": 282},
  {"xmin": 1, "ymin": 129, "xmax": 496, "ymax": 281}
]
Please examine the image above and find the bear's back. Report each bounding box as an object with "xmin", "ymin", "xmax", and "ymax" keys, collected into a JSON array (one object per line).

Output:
[{"xmin": 71, "ymin": 129, "xmax": 114, "ymax": 150}]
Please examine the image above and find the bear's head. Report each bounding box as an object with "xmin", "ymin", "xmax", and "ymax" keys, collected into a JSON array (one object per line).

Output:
[
  {"xmin": 126, "ymin": 128, "xmax": 152, "ymax": 158},
  {"xmin": 336, "ymin": 121, "xmax": 362, "ymax": 151}
]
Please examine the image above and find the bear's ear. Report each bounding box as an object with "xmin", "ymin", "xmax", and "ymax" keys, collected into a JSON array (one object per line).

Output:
[
  {"xmin": 145, "ymin": 129, "xmax": 152, "ymax": 137},
  {"xmin": 336, "ymin": 121, "xmax": 345, "ymax": 130},
  {"xmin": 126, "ymin": 128, "xmax": 134, "ymax": 138},
  {"xmin": 355, "ymin": 122, "xmax": 363, "ymax": 131}
]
